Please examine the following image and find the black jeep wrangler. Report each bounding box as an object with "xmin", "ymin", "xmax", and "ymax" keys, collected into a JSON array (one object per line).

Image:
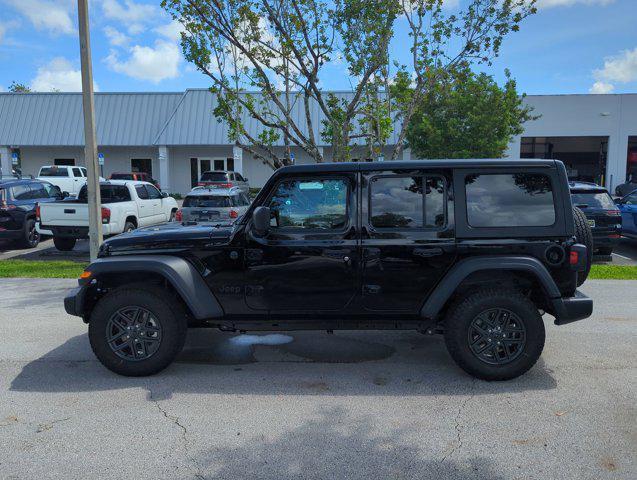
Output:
[{"xmin": 65, "ymin": 159, "xmax": 593, "ymax": 380}]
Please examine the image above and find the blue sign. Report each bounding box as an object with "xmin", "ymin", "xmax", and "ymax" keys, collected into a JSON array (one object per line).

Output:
[
  {"xmin": 290, "ymin": 152, "xmax": 295, "ymax": 164},
  {"xmin": 11, "ymin": 152, "xmax": 18, "ymax": 165},
  {"xmin": 98, "ymin": 153, "xmax": 104, "ymax": 166}
]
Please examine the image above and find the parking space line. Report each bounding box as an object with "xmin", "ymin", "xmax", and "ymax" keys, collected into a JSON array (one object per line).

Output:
[{"xmin": 612, "ymin": 252, "xmax": 633, "ymax": 261}]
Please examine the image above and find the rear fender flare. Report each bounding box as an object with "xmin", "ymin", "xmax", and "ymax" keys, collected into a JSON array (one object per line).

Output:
[
  {"xmin": 86, "ymin": 255, "xmax": 223, "ymax": 319},
  {"xmin": 420, "ymin": 256, "xmax": 560, "ymax": 319}
]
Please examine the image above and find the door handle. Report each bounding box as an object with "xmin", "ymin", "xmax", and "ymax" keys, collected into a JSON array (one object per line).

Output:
[{"xmin": 413, "ymin": 247, "xmax": 443, "ymax": 258}]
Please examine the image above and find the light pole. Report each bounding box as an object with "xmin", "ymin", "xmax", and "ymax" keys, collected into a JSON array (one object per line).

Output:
[{"xmin": 77, "ymin": 0, "xmax": 102, "ymax": 260}]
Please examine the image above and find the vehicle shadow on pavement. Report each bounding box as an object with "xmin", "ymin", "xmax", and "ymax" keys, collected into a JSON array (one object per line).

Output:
[
  {"xmin": 192, "ymin": 405, "xmax": 506, "ymax": 480},
  {"xmin": 10, "ymin": 329, "xmax": 557, "ymax": 398}
]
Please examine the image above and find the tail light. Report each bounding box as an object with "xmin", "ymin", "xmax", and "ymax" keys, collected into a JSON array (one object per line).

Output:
[
  {"xmin": 0, "ymin": 200, "xmax": 16, "ymax": 211},
  {"xmin": 569, "ymin": 250, "xmax": 579, "ymax": 265},
  {"xmin": 606, "ymin": 210, "xmax": 621, "ymax": 216},
  {"xmin": 229, "ymin": 209, "xmax": 238, "ymax": 219},
  {"xmin": 218, "ymin": 183, "xmax": 233, "ymax": 188},
  {"xmin": 36, "ymin": 204, "xmax": 41, "ymax": 222},
  {"xmin": 101, "ymin": 206, "xmax": 111, "ymax": 224},
  {"xmin": 175, "ymin": 209, "xmax": 182, "ymax": 222},
  {"xmin": 197, "ymin": 182, "xmax": 205, "ymax": 186}
]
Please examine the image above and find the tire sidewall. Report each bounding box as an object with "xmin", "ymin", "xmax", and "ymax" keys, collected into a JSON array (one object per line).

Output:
[
  {"xmin": 23, "ymin": 218, "xmax": 39, "ymax": 248},
  {"xmin": 445, "ymin": 291, "xmax": 546, "ymax": 381},
  {"xmin": 89, "ymin": 287, "xmax": 186, "ymax": 376}
]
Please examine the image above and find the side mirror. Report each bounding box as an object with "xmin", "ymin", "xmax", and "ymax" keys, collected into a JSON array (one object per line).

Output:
[
  {"xmin": 252, "ymin": 206, "xmax": 271, "ymax": 236},
  {"xmin": 161, "ymin": 191, "xmax": 168, "ymax": 198}
]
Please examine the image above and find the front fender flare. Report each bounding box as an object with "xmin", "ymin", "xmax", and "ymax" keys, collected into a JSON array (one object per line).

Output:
[
  {"xmin": 84, "ymin": 255, "xmax": 223, "ymax": 319},
  {"xmin": 420, "ymin": 256, "xmax": 561, "ymax": 319}
]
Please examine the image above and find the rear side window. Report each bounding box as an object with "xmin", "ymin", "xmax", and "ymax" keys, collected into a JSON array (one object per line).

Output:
[
  {"xmin": 571, "ymin": 191, "xmax": 615, "ymax": 210},
  {"xmin": 39, "ymin": 167, "xmax": 69, "ymax": 177},
  {"xmin": 465, "ymin": 173, "xmax": 555, "ymax": 227},
  {"xmin": 200, "ymin": 172, "xmax": 229, "ymax": 182},
  {"xmin": 183, "ymin": 195, "xmax": 231, "ymax": 208},
  {"xmin": 370, "ymin": 175, "xmax": 445, "ymax": 229}
]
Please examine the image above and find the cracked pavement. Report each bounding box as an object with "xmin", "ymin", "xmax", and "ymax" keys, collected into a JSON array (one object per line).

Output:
[{"xmin": 0, "ymin": 278, "xmax": 635, "ymax": 479}]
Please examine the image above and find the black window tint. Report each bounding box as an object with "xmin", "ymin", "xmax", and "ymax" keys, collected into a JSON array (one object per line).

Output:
[
  {"xmin": 135, "ymin": 185, "xmax": 149, "ymax": 199},
  {"xmin": 425, "ymin": 177, "xmax": 445, "ymax": 227},
  {"xmin": 11, "ymin": 184, "xmax": 31, "ymax": 200},
  {"xmin": 43, "ymin": 183, "xmax": 62, "ymax": 198},
  {"xmin": 183, "ymin": 195, "xmax": 230, "ymax": 208},
  {"xmin": 571, "ymin": 191, "xmax": 615, "ymax": 210},
  {"xmin": 236, "ymin": 173, "xmax": 245, "ymax": 182},
  {"xmin": 268, "ymin": 179, "xmax": 348, "ymax": 230},
  {"xmin": 29, "ymin": 183, "xmax": 49, "ymax": 199},
  {"xmin": 465, "ymin": 174, "xmax": 555, "ymax": 227},
  {"xmin": 78, "ymin": 185, "xmax": 131, "ymax": 202},
  {"xmin": 145, "ymin": 185, "xmax": 162, "ymax": 199},
  {"xmin": 72, "ymin": 168, "xmax": 83, "ymax": 178},
  {"xmin": 39, "ymin": 167, "xmax": 68, "ymax": 177},
  {"xmin": 111, "ymin": 173, "xmax": 134, "ymax": 180},
  {"xmin": 371, "ymin": 176, "xmax": 423, "ymax": 228},
  {"xmin": 200, "ymin": 172, "xmax": 229, "ymax": 182}
]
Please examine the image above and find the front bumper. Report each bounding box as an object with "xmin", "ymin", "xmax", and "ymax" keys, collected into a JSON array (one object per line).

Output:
[
  {"xmin": 552, "ymin": 290, "xmax": 593, "ymax": 325},
  {"xmin": 64, "ymin": 286, "xmax": 86, "ymax": 318}
]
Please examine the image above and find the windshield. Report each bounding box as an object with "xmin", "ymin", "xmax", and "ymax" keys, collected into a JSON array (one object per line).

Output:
[
  {"xmin": 183, "ymin": 195, "xmax": 231, "ymax": 208},
  {"xmin": 571, "ymin": 191, "xmax": 615, "ymax": 210},
  {"xmin": 200, "ymin": 172, "xmax": 229, "ymax": 182},
  {"xmin": 39, "ymin": 167, "xmax": 68, "ymax": 177}
]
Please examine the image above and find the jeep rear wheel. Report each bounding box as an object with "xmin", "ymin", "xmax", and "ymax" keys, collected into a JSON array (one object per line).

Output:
[
  {"xmin": 88, "ymin": 285, "xmax": 187, "ymax": 376},
  {"xmin": 444, "ymin": 288, "xmax": 545, "ymax": 381}
]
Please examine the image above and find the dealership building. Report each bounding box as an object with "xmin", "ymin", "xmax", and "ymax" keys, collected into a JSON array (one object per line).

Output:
[{"xmin": 0, "ymin": 90, "xmax": 635, "ymax": 193}]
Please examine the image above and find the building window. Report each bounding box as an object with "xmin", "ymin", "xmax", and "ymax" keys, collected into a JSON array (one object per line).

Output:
[
  {"xmin": 131, "ymin": 158, "xmax": 152, "ymax": 175},
  {"xmin": 54, "ymin": 159, "xmax": 75, "ymax": 166}
]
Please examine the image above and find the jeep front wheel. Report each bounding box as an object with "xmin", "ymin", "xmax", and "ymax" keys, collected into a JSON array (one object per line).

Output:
[
  {"xmin": 88, "ymin": 285, "xmax": 187, "ymax": 376},
  {"xmin": 444, "ymin": 288, "xmax": 545, "ymax": 381}
]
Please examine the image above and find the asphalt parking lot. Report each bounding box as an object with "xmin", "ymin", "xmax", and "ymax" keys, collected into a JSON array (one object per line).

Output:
[{"xmin": 0, "ymin": 278, "xmax": 634, "ymax": 479}]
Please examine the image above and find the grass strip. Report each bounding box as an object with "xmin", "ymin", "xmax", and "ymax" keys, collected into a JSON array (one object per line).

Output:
[
  {"xmin": 589, "ymin": 265, "xmax": 637, "ymax": 280},
  {"xmin": 0, "ymin": 260, "xmax": 87, "ymax": 278}
]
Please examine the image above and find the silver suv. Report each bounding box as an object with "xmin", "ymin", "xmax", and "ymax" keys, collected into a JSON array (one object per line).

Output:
[
  {"xmin": 176, "ymin": 188, "xmax": 251, "ymax": 223},
  {"xmin": 197, "ymin": 171, "xmax": 249, "ymax": 194}
]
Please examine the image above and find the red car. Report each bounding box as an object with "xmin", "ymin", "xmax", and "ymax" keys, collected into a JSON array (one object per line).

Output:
[{"xmin": 109, "ymin": 172, "xmax": 160, "ymax": 189}]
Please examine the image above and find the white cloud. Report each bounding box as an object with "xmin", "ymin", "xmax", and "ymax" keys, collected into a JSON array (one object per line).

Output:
[
  {"xmin": 536, "ymin": 0, "xmax": 614, "ymax": 7},
  {"xmin": 101, "ymin": 0, "xmax": 158, "ymax": 34},
  {"xmin": 104, "ymin": 26, "xmax": 130, "ymax": 47},
  {"xmin": 589, "ymin": 81, "xmax": 614, "ymax": 94},
  {"xmin": 590, "ymin": 47, "xmax": 637, "ymax": 93},
  {"xmin": 105, "ymin": 41, "xmax": 181, "ymax": 83},
  {"xmin": 31, "ymin": 57, "xmax": 99, "ymax": 92},
  {"xmin": 154, "ymin": 21, "xmax": 184, "ymax": 42},
  {"xmin": 6, "ymin": 0, "xmax": 74, "ymax": 35}
]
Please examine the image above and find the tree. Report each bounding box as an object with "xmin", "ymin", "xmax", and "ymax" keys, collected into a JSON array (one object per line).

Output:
[
  {"xmin": 8, "ymin": 81, "xmax": 31, "ymax": 93},
  {"xmin": 405, "ymin": 67, "xmax": 538, "ymax": 159},
  {"xmin": 163, "ymin": 0, "xmax": 536, "ymax": 168}
]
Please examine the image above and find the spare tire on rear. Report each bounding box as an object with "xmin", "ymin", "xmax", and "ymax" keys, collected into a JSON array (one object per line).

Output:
[{"xmin": 572, "ymin": 206, "xmax": 593, "ymax": 287}]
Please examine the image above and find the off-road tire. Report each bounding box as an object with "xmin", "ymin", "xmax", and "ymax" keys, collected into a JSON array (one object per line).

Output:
[
  {"xmin": 88, "ymin": 285, "xmax": 187, "ymax": 376},
  {"xmin": 53, "ymin": 236, "xmax": 76, "ymax": 251},
  {"xmin": 444, "ymin": 288, "xmax": 546, "ymax": 381},
  {"xmin": 123, "ymin": 221, "xmax": 136, "ymax": 233},
  {"xmin": 573, "ymin": 206, "xmax": 593, "ymax": 286}
]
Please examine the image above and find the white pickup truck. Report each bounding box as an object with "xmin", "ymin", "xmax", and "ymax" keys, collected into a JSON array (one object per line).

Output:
[
  {"xmin": 37, "ymin": 180, "xmax": 178, "ymax": 251},
  {"xmin": 37, "ymin": 165, "xmax": 105, "ymax": 197}
]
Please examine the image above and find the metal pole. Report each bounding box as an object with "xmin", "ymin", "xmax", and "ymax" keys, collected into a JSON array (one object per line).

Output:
[{"xmin": 77, "ymin": 0, "xmax": 102, "ymax": 260}]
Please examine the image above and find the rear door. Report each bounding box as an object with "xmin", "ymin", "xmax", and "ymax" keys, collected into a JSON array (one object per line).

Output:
[
  {"xmin": 361, "ymin": 169, "xmax": 456, "ymax": 312},
  {"xmin": 244, "ymin": 174, "xmax": 358, "ymax": 312}
]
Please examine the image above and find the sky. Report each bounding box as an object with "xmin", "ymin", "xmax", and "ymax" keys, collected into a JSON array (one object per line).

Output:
[{"xmin": 0, "ymin": 0, "xmax": 635, "ymax": 95}]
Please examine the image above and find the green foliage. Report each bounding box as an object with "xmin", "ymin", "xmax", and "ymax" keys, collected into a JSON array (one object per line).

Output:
[
  {"xmin": 589, "ymin": 265, "xmax": 637, "ymax": 280},
  {"xmin": 0, "ymin": 260, "xmax": 86, "ymax": 278},
  {"xmin": 405, "ymin": 68, "xmax": 537, "ymax": 159},
  {"xmin": 8, "ymin": 81, "xmax": 31, "ymax": 93}
]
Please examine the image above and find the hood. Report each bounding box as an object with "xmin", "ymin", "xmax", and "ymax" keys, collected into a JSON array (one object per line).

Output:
[{"xmin": 99, "ymin": 221, "xmax": 236, "ymax": 256}]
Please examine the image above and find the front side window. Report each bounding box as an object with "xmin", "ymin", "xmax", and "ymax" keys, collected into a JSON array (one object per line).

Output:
[
  {"xmin": 135, "ymin": 185, "xmax": 149, "ymax": 200},
  {"xmin": 11, "ymin": 184, "xmax": 31, "ymax": 200},
  {"xmin": 370, "ymin": 175, "xmax": 445, "ymax": 229},
  {"xmin": 145, "ymin": 185, "xmax": 162, "ymax": 199},
  {"xmin": 72, "ymin": 168, "xmax": 82, "ymax": 178},
  {"xmin": 29, "ymin": 183, "xmax": 49, "ymax": 199},
  {"xmin": 268, "ymin": 178, "xmax": 348, "ymax": 230},
  {"xmin": 465, "ymin": 173, "xmax": 555, "ymax": 227}
]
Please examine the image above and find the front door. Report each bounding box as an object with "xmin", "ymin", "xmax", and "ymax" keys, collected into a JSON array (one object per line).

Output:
[
  {"xmin": 619, "ymin": 192, "xmax": 637, "ymax": 236},
  {"xmin": 244, "ymin": 174, "xmax": 358, "ymax": 312},
  {"xmin": 361, "ymin": 169, "xmax": 456, "ymax": 313}
]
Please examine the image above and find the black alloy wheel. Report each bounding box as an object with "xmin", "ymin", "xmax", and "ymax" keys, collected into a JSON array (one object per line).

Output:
[{"xmin": 106, "ymin": 306, "xmax": 162, "ymax": 361}]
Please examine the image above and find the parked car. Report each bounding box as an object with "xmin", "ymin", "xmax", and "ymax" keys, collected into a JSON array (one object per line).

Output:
[
  {"xmin": 0, "ymin": 177, "xmax": 65, "ymax": 248},
  {"xmin": 197, "ymin": 170, "xmax": 249, "ymax": 194},
  {"xmin": 176, "ymin": 188, "xmax": 251, "ymax": 223},
  {"xmin": 64, "ymin": 159, "xmax": 594, "ymax": 380},
  {"xmin": 38, "ymin": 180, "xmax": 178, "ymax": 251},
  {"xmin": 569, "ymin": 181, "xmax": 622, "ymax": 255},
  {"xmin": 37, "ymin": 165, "xmax": 105, "ymax": 197},
  {"xmin": 616, "ymin": 189, "xmax": 637, "ymax": 239},
  {"xmin": 110, "ymin": 172, "xmax": 160, "ymax": 189}
]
